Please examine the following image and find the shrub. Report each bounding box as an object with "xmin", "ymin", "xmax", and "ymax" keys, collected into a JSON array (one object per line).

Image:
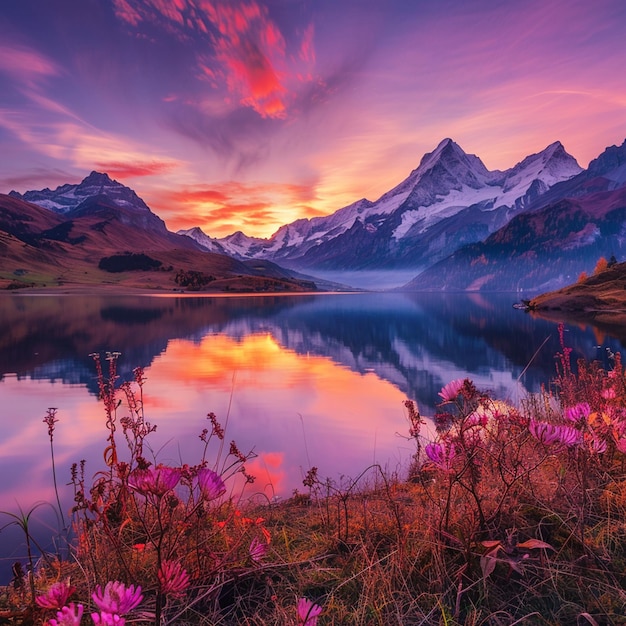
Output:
[{"xmin": 99, "ymin": 253, "xmax": 162, "ymax": 273}]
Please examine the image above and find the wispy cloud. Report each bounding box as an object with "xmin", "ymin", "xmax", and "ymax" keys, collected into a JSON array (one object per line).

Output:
[{"xmin": 0, "ymin": 45, "xmax": 60, "ymax": 85}]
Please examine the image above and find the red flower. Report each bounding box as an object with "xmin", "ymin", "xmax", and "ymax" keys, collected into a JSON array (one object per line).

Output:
[{"xmin": 158, "ymin": 560, "xmax": 190, "ymax": 598}]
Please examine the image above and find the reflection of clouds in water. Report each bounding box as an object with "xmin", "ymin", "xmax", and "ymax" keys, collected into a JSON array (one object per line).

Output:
[
  {"xmin": 391, "ymin": 336, "xmax": 529, "ymax": 411},
  {"xmin": 139, "ymin": 333, "xmax": 412, "ymax": 497}
]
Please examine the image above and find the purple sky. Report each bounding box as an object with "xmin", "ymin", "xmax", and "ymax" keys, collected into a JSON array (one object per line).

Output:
[{"xmin": 1, "ymin": 0, "xmax": 625, "ymax": 237}]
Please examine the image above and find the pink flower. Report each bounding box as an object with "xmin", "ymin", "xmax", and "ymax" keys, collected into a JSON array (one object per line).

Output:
[
  {"xmin": 92, "ymin": 581, "xmax": 142, "ymax": 615},
  {"xmin": 564, "ymin": 403, "xmax": 591, "ymax": 423},
  {"xmin": 197, "ymin": 468, "xmax": 226, "ymax": 500},
  {"xmin": 424, "ymin": 441, "xmax": 457, "ymax": 471},
  {"xmin": 587, "ymin": 435, "xmax": 607, "ymax": 454},
  {"xmin": 158, "ymin": 560, "xmax": 190, "ymax": 598},
  {"xmin": 438, "ymin": 379, "xmax": 465, "ymax": 402},
  {"xmin": 297, "ymin": 597, "xmax": 323, "ymax": 625},
  {"xmin": 616, "ymin": 438, "xmax": 626, "ymax": 454},
  {"xmin": 249, "ymin": 537, "xmax": 269, "ymax": 562},
  {"xmin": 36, "ymin": 580, "xmax": 76, "ymax": 609},
  {"xmin": 47, "ymin": 603, "xmax": 83, "ymax": 626},
  {"xmin": 91, "ymin": 613, "xmax": 125, "ymax": 626},
  {"xmin": 128, "ymin": 466, "xmax": 180, "ymax": 496},
  {"xmin": 529, "ymin": 421, "xmax": 581, "ymax": 449}
]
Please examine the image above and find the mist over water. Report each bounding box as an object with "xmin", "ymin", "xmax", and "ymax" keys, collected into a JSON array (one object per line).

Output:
[{"xmin": 308, "ymin": 270, "xmax": 422, "ymax": 290}]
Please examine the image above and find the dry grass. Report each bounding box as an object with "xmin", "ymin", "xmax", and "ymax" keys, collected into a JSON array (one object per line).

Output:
[{"xmin": 4, "ymin": 341, "xmax": 626, "ymax": 625}]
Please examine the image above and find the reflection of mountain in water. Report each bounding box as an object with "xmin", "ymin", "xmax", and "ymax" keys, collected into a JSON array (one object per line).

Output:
[{"xmin": 1, "ymin": 294, "xmax": 622, "ymax": 408}]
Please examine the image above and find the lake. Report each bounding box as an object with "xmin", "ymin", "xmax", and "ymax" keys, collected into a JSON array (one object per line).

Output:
[{"xmin": 0, "ymin": 291, "xmax": 623, "ymax": 582}]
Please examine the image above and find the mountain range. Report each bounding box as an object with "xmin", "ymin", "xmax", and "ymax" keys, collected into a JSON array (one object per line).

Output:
[
  {"xmin": 1, "ymin": 173, "xmax": 317, "ymax": 292},
  {"xmin": 3, "ymin": 137, "xmax": 626, "ymax": 293},
  {"xmin": 180, "ymin": 138, "xmax": 583, "ymax": 272}
]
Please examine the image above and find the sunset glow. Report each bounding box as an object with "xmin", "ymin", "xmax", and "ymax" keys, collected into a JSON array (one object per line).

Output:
[
  {"xmin": 1, "ymin": 0, "xmax": 625, "ymax": 238},
  {"xmin": 0, "ymin": 332, "xmax": 413, "ymax": 506}
]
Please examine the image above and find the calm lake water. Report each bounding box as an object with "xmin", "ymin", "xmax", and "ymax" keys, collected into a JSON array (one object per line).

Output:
[{"xmin": 0, "ymin": 291, "xmax": 623, "ymax": 582}]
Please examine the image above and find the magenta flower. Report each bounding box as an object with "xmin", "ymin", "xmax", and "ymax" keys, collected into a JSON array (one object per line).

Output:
[
  {"xmin": 438, "ymin": 379, "xmax": 465, "ymax": 402},
  {"xmin": 564, "ymin": 403, "xmax": 591, "ymax": 423},
  {"xmin": 36, "ymin": 580, "xmax": 76, "ymax": 609},
  {"xmin": 92, "ymin": 581, "xmax": 143, "ymax": 615},
  {"xmin": 197, "ymin": 468, "xmax": 226, "ymax": 500},
  {"xmin": 617, "ymin": 438, "xmax": 626, "ymax": 454},
  {"xmin": 128, "ymin": 466, "xmax": 180, "ymax": 496},
  {"xmin": 529, "ymin": 421, "xmax": 581, "ymax": 449},
  {"xmin": 92, "ymin": 613, "xmax": 125, "ymax": 626},
  {"xmin": 424, "ymin": 441, "xmax": 457, "ymax": 471},
  {"xmin": 158, "ymin": 560, "xmax": 190, "ymax": 598},
  {"xmin": 249, "ymin": 537, "xmax": 269, "ymax": 562},
  {"xmin": 297, "ymin": 597, "xmax": 323, "ymax": 626},
  {"xmin": 47, "ymin": 603, "xmax": 83, "ymax": 626}
]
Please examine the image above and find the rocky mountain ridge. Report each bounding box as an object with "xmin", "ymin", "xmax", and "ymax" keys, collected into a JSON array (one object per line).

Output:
[
  {"xmin": 181, "ymin": 138, "xmax": 583, "ymax": 272},
  {"xmin": 406, "ymin": 139, "xmax": 626, "ymax": 293}
]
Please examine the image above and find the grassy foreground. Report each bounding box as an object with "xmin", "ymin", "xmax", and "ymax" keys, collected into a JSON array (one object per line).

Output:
[{"xmin": 3, "ymin": 331, "xmax": 626, "ymax": 625}]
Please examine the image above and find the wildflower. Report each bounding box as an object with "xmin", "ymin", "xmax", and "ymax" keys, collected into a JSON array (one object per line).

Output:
[
  {"xmin": 197, "ymin": 468, "xmax": 226, "ymax": 500},
  {"xmin": 616, "ymin": 438, "xmax": 626, "ymax": 454},
  {"xmin": 158, "ymin": 560, "xmax": 190, "ymax": 598},
  {"xmin": 297, "ymin": 597, "xmax": 323, "ymax": 626},
  {"xmin": 438, "ymin": 379, "xmax": 465, "ymax": 402},
  {"xmin": 564, "ymin": 403, "xmax": 591, "ymax": 423},
  {"xmin": 586, "ymin": 434, "xmax": 607, "ymax": 454},
  {"xmin": 249, "ymin": 536, "xmax": 269, "ymax": 562},
  {"xmin": 92, "ymin": 581, "xmax": 143, "ymax": 615},
  {"xmin": 47, "ymin": 603, "xmax": 83, "ymax": 626},
  {"xmin": 528, "ymin": 421, "xmax": 581, "ymax": 449},
  {"xmin": 128, "ymin": 465, "xmax": 180, "ymax": 496},
  {"xmin": 424, "ymin": 441, "xmax": 457, "ymax": 471},
  {"xmin": 602, "ymin": 388, "xmax": 617, "ymax": 399},
  {"xmin": 36, "ymin": 580, "xmax": 76, "ymax": 610},
  {"xmin": 43, "ymin": 407, "xmax": 59, "ymax": 439},
  {"xmin": 91, "ymin": 612, "xmax": 125, "ymax": 626}
]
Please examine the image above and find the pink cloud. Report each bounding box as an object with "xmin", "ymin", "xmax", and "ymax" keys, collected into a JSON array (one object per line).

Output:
[
  {"xmin": 0, "ymin": 45, "xmax": 60, "ymax": 83},
  {"xmin": 109, "ymin": 0, "xmax": 317, "ymax": 119},
  {"xmin": 200, "ymin": 1, "xmax": 290, "ymax": 118},
  {"xmin": 94, "ymin": 160, "xmax": 178, "ymax": 178},
  {"xmin": 299, "ymin": 24, "xmax": 315, "ymax": 64},
  {"xmin": 111, "ymin": 0, "xmax": 143, "ymax": 26}
]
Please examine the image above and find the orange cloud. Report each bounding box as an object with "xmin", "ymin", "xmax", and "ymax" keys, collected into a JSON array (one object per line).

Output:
[{"xmin": 155, "ymin": 180, "xmax": 323, "ymax": 237}]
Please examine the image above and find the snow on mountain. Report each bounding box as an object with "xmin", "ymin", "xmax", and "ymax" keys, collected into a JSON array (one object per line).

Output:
[
  {"xmin": 390, "ymin": 140, "xmax": 582, "ymax": 240},
  {"xmin": 178, "ymin": 226, "xmax": 229, "ymax": 255},
  {"xmin": 10, "ymin": 171, "xmax": 173, "ymax": 236},
  {"xmin": 10, "ymin": 171, "xmax": 151, "ymax": 214},
  {"xmin": 191, "ymin": 138, "xmax": 582, "ymax": 269}
]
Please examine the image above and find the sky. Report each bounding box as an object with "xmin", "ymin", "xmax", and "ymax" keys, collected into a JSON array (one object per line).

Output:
[{"xmin": 1, "ymin": 0, "xmax": 625, "ymax": 239}]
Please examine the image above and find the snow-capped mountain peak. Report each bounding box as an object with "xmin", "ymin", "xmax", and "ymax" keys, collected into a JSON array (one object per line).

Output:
[
  {"xmin": 10, "ymin": 171, "xmax": 151, "ymax": 215},
  {"xmin": 195, "ymin": 138, "xmax": 583, "ymax": 269}
]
